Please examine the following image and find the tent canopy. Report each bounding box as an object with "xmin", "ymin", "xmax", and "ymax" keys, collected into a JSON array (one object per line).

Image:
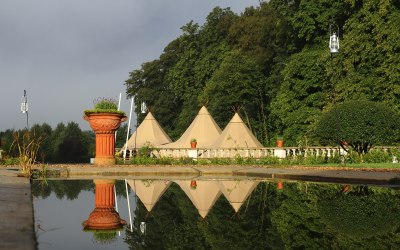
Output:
[
  {"xmin": 161, "ymin": 106, "xmax": 221, "ymax": 148},
  {"xmin": 212, "ymin": 113, "xmax": 263, "ymax": 148},
  {"xmin": 123, "ymin": 112, "xmax": 171, "ymax": 150}
]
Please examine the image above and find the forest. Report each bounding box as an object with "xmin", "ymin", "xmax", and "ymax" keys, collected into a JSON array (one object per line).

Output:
[{"xmin": 125, "ymin": 0, "xmax": 400, "ymax": 146}]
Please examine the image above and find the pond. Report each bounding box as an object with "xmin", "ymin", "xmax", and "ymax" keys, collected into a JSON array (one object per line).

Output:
[{"xmin": 32, "ymin": 178, "xmax": 400, "ymax": 249}]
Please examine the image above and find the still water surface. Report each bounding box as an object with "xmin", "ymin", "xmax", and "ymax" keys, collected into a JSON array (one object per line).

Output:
[{"xmin": 32, "ymin": 179, "xmax": 400, "ymax": 249}]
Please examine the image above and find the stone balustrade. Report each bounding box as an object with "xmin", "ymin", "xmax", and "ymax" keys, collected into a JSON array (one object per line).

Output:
[{"xmin": 120, "ymin": 146, "xmax": 400, "ymax": 160}]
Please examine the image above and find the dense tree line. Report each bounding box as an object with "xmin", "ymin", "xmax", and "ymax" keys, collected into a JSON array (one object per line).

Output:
[
  {"xmin": 0, "ymin": 123, "xmax": 129, "ymax": 164},
  {"xmin": 0, "ymin": 122, "xmax": 93, "ymax": 163},
  {"xmin": 125, "ymin": 0, "xmax": 400, "ymax": 146}
]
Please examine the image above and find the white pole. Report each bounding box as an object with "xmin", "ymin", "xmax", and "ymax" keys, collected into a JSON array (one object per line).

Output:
[
  {"xmin": 123, "ymin": 98, "xmax": 134, "ymax": 160},
  {"xmin": 114, "ymin": 184, "xmax": 121, "ymax": 236},
  {"xmin": 115, "ymin": 93, "xmax": 122, "ymax": 142},
  {"xmin": 125, "ymin": 179, "xmax": 133, "ymax": 232}
]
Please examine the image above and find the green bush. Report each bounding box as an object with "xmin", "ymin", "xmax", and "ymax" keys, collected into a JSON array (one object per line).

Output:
[
  {"xmin": 315, "ymin": 100, "xmax": 400, "ymax": 156},
  {"xmin": 155, "ymin": 157, "xmax": 174, "ymax": 165},
  {"xmin": 177, "ymin": 157, "xmax": 196, "ymax": 165},
  {"xmin": 303, "ymin": 156, "xmax": 327, "ymax": 165},
  {"xmin": 258, "ymin": 156, "xmax": 281, "ymax": 165},
  {"xmin": 363, "ymin": 150, "xmax": 391, "ymax": 163},
  {"xmin": 343, "ymin": 150, "xmax": 362, "ymax": 164}
]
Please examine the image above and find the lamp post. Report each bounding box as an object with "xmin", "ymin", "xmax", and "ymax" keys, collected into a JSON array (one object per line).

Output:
[
  {"xmin": 329, "ymin": 21, "xmax": 346, "ymax": 157},
  {"xmin": 20, "ymin": 90, "xmax": 29, "ymax": 129}
]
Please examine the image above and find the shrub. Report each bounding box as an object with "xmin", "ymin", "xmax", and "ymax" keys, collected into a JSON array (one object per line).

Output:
[
  {"xmin": 315, "ymin": 100, "xmax": 400, "ymax": 156},
  {"xmin": 258, "ymin": 156, "xmax": 281, "ymax": 165},
  {"xmin": 363, "ymin": 150, "xmax": 391, "ymax": 163}
]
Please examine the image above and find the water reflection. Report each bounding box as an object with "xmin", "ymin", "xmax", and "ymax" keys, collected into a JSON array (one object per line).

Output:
[
  {"xmin": 83, "ymin": 179, "xmax": 126, "ymax": 230},
  {"xmin": 32, "ymin": 179, "xmax": 400, "ymax": 249}
]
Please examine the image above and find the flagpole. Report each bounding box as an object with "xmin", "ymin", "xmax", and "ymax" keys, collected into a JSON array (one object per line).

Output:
[
  {"xmin": 123, "ymin": 98, "xmax": 134, "ymax": 160},
  {"xmin": 115, "ymin": 93, "xmax": 122, "ymax": 142}
]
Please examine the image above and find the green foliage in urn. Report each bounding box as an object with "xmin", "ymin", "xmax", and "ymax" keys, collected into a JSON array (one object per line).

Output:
[{"xmin": 84, "ymin": 97, "xmax": 125, "ymax": 116}]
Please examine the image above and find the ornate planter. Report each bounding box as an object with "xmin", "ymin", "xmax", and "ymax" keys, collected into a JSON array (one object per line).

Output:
[
  {"xmin": 83, "ymin": 179, "xmax": 126, "ymax": 230},
  {"xmin": 190, "ymin": 141, "xmax": 197, "ymax": 149},
  {"xmin": 276, "ymin": 139, "xmax": 284, "ymax": 148},
  {"xmin": 84, "ymin": 113, "xmax": 127, "ymax": 165}
]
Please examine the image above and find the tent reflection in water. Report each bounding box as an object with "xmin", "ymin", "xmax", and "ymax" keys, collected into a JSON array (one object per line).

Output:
[
  {"xmin": 127, "ymin": 180, "xmax": 171, "ymax": 214},
  {"xmin": 218, "ymin": 180, "xmax": 260, "ymax": 217},
  {"xmin": 175, "ymin": 180, "xmax": 222, "ymax": 219}
]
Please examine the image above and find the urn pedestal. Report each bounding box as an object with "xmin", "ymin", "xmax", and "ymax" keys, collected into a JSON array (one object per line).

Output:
[{"xmin": 84, "ymin": 113, "xmax": 127, "ymax": 165}]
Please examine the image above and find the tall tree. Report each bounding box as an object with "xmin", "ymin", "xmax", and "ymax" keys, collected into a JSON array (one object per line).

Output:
[
  {"xmin": 335, "ymin": 0, "xmax": 400, "ymax": 109},
  {"xmin": 201, "ymin": 50, "xmax": 268, "ymax": 142},
  {"xmin": 270, "ymin": 47, "xmax": 329, "ymax": 145}
]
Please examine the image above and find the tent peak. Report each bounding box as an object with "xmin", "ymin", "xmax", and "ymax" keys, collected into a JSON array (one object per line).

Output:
[
  {"xmin": 198, "ymin": 106, "xmax": 210, "ymax": 115},
  {"xmin": 230, "ymin": 113, "xmax": 243, "ymax": 123},
  {"xmin": 144, "ymin": 112, "xmax": 155, "ymax": 120}
]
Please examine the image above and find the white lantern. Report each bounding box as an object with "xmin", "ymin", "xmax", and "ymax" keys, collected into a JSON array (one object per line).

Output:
[
  {"xmin": 21, "ymin": 90, "xmax": 28, "ymax": 114},
  {"xmin": 329, "ymin": 32, "xmax": 340, "ymax": 53},
  {"xmin": 141, "ymin": 102, "xmax": 147, "ymax": 114}
]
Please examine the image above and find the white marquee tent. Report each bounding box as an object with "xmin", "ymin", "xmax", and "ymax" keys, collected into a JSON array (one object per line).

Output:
[
  {"xmin": 123, "ymin": 112, "xmax": 171, "ymax": 150},
  {"xmin": 212, "ymin": 113, "xmax": 263, "ymax": 148},
  {"xmin": 160, "ymin": 106, "xmax": 221, "ymax": 148}
]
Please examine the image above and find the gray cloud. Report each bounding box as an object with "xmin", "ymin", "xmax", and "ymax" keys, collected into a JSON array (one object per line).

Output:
[{"xmin": 0, "ymin": 0, "xmax": 259, "ymax": 131}]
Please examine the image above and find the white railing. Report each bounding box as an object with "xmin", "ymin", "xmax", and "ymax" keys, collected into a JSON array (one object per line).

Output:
[
  {"xmin": 153, "ymin": 148, "xmax": 276, "ymax": 159},
  {"xmin": 129, "ymin": 146, "xmax": 344, "ymax": 159},
  {"xmin": 120, "ymin": 146, "xmax": 400, "ymax": 159}
]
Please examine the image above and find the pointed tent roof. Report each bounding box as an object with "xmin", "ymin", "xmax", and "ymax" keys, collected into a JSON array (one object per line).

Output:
[
  {"xmin": 127, "ymin": 180, "xmax": 171, "ymax": 212},
  {"xmin": 218, "ymin": 180, "xmax": 259, "ymax": 212},
  {"xmin": 212, "ymin": 113, "xmax": 263, "ymax": 148},
  {"xmin": 161, "ymin": 106, "xmax": 221, "ymax": 148},
  {"xmin": 124, "ymin": 112, "xmax": 172, "ymax": 150},
  {"xmin": 175, "ymin": 180, "xmax": 221, "ymax": 218}
]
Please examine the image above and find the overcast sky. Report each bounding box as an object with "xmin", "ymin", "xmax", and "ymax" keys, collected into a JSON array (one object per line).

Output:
[{"xmin": 0, "ymin": 0, "xmax": 259, "ymax": 132}]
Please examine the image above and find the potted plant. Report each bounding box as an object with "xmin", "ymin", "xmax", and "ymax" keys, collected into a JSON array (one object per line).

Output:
[
  {"xmin": 190, "ymin": 138, "xmax": 197, "ymax": 149},
  {"xmin": 190, "ymin": 180, "xmax": 197, "ymax": 189},
  {"xmin": 276, "ymin": 136, "xmax": 284, "ymax": 148},
  {"xmin": 84, "ymin": 97, "xmax": 127, "ymax": 165}
]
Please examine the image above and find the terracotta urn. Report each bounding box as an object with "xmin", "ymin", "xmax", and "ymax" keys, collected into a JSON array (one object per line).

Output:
[
  {"xmin": 84, "ymin": 113, "xmax": 127, "ymax": 165},
  {"xmin": 83, "ymin": 179, "xmax": 126, "ymax": 230},
  {"xmin": 276, "ymin": 139, "xmax": 284, "ymax": 148},
  {"xmin": 190, "ymin": 141, "xmax": 197, "ymax": 149}
]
